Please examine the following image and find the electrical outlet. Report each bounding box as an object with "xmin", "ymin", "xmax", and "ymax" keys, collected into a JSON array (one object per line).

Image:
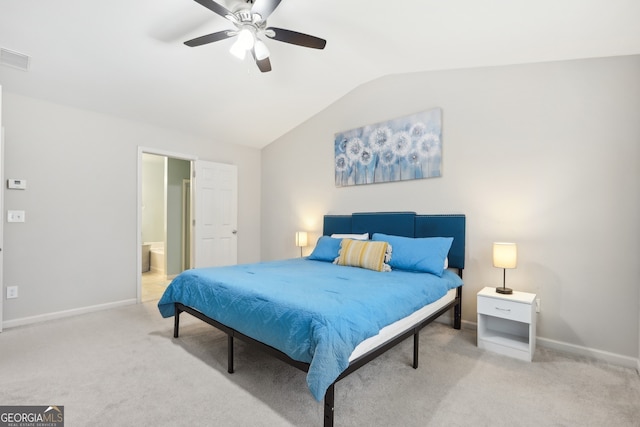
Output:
[
  {"xmin": 7, "ymin": 286, "xmax": 18, "ymax": 299},
  {"xmin": 7, "ymin": 210, "xmax": 26, "ymax": 223},
  {"xmin": 535, "ymin": 298, "xmax": 541, "ymax": 313}
]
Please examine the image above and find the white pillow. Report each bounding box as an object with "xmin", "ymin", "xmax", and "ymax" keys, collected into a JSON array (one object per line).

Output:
[{"xmin": 331, "ymin": 233, "xmax": 369, "ymax": 240}]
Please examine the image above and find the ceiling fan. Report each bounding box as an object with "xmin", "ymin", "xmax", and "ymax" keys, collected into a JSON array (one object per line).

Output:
[{"xmin": 184, "ymin": 0, "xmax": 327, "ymax": 72}]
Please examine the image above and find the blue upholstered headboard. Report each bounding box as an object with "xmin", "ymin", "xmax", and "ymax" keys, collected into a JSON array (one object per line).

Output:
[{"xmin": 323, "ymin": 212, "xmax": 466, "ymax": 269}]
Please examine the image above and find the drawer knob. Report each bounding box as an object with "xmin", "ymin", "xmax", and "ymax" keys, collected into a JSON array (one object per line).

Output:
[{"xmin": 495, "ymin": 307, "xmax": 511, "ymax": 312}]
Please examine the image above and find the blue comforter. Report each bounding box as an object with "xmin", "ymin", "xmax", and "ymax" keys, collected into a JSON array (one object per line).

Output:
[{"xmin": 158, "ymin": 258, "xmax": 462, "ymax": 401}]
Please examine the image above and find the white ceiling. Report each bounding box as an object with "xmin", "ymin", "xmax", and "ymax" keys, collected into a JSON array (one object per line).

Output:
[{"xmin": 1, "ymin": 0, "xmax": 639, "ymax": 149}]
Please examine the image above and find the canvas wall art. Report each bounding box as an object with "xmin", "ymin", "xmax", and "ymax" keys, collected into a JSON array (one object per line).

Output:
[{"xmin": 334, "ymin": 108, "xmax": 442, "ymax": 187}]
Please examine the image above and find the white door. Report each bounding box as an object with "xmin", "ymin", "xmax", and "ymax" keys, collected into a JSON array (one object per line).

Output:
[{"xmin": 193, "ymin": 161, "xmax": 238, "ymax": 268}]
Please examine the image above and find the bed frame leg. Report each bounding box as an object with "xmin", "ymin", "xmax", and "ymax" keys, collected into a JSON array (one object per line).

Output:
[
  {"xmin": 324, "ymin": 384, "xmax": 335, "ymax": 427},
  {"xmin": 173, "ymin": 306, "xmax": 181, "ymax": 338},
  {"xmin": 413, "ymin": 331, "xmax": 419, "ymax": 369},
  {"xmin": 454, "ymin": 287, "xmax": 462, "ymax": 330},
  {"xmin": 227, "ymin": 335, "xmax": 235, "ymax": 374}
]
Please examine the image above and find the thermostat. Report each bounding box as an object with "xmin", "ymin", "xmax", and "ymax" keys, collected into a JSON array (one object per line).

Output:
[{"xmin": 7, "ymin": 179, "xmax": 27, "ymax": 190}]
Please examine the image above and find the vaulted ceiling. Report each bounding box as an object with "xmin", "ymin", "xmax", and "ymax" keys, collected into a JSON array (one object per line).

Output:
[{"xmin": 1, "ymin": 0, "xmax": 639, "ymax": 148}]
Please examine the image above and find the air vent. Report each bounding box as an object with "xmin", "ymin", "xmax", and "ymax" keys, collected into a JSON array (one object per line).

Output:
[{"xmin": 0, "ymin": 48, "xmax": 30, "ymax": 71}]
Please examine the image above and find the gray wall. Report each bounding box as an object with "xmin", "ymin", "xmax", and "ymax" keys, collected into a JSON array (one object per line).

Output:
[
  {"xmin": 261, "ymin": 55, "xmax": 640, "ymax": 361},
  {"xmin": 2, "ymin": 92, "xmax": 261, "ymax": 323},
  {"xmin": 166, "ymin": 157, "xmax": 190, "ymax": 276}
]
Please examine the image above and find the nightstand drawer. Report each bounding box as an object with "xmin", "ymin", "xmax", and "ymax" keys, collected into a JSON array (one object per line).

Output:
[{"xmin": 477, "ymin": 296, "xmax": 531, "ymax": 323}]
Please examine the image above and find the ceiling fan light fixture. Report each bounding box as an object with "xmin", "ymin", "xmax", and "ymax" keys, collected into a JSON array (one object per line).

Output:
[
  {"xmin": 229, "ymin": 27, "xmax": 255, "ymax": 60},
  {"xmin": 254, "ymin": 39, "xmax": 269, "ymax": 61},
  {"xmin": 229, "ymin": 39, "xmax": 247, "ymax": 60},
  {"xmin": 237, "ymin": 27, "xmax": 255, "ymax": 50}
]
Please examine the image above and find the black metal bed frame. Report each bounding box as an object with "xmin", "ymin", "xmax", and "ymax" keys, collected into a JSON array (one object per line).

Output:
[{"xmin": 172, "ymin": 281, "xmax": 462, "ymax": 427}]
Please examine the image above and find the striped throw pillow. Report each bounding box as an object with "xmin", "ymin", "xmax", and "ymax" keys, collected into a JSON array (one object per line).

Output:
[{"xmin": 333, "ymin": 239, "xmax": 392, "ymax": 272}]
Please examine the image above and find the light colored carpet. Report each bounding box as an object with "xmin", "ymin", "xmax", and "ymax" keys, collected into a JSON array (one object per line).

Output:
[{"xmin": 1, "ymin": 301, "xmax": 638, "ymax": 426}]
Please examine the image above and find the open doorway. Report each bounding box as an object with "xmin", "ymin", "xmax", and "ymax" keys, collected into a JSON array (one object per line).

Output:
[
  {"xmin": 137, "ymin": 148, "xmax": 239, "ymax": 303},
  {"xmin": 138, "ymin": 148, "xmax": 196, "ymax": 303}
]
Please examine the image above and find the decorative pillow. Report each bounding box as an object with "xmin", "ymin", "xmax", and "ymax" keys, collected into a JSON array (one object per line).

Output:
[
  {"xmin": 330, "ymin": 233, "xmax": 369, "ymax": 240},
  {"xmin": 372, "ymin": 233, "xmax": 453, "ymax": 276},
  {"xmin": 308, "ymin": 236, "xmax": 343, "ymax": 262},
  {"xmin": 333, "ymin": 239, "xmax": 392, "ymax": 272}
]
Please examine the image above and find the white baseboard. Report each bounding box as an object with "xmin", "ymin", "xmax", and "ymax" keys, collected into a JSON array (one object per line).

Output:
[
  {"xmin": 536, "ymin": 336, "xmax": 638, "ymax": 369},
  {"xmin": 2, "ymin": 299, "xmax": 137, "ymax": 329},
  {"xmin": 434, "ymin": 312, "xmax": 476, "ymax": 330}
]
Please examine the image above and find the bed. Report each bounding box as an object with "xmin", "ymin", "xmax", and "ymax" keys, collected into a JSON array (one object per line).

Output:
[{"xmin": 158, "ymin": 212, "xmax": 465, "ymax": 426}]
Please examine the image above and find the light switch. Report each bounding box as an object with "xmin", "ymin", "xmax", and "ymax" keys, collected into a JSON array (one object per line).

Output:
[
  {"xmin": 7, "ymin": 210, "xmax": 25, "ymax": 223},
  {"xmin": 7, "ymin": 179, "xmax": 27, "ymax": 190}
]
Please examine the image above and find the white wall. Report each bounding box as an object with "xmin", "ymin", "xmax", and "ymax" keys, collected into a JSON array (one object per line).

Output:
[
  {"xmin": 261, "ymin": 55, "xmax": 640, "ymax": 361},
  {"xmin": 0, "ymin": 85, "xmax": 3, "ymax": 331},
  {"xmin": 2, "ymin": 92, "xmax": 261, "ymax": 323},
  {"xmin": 141, "ymin": 153, "xmax": 165, "ymax": 243}
]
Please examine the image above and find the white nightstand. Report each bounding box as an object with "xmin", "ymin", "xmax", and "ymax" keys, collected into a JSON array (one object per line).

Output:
[{"xmin": 477, "ymin": 286, "xmax": 536, "ymax": 362}]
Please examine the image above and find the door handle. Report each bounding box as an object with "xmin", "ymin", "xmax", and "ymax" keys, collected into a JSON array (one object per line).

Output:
[{"xmin": 232, "ymin": 230, "xmax": 237, "ymax": 234}]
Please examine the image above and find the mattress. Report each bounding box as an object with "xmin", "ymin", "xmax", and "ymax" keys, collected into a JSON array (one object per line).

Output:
[{"xmin": 349, "ymin": 288, "xmax": 456, "ymax": 361}]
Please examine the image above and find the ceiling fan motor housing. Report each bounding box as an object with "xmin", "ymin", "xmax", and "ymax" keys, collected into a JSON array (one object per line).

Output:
[{"xmin": 236, "ymin": 10, "xmax": 254, "ymax": 22}]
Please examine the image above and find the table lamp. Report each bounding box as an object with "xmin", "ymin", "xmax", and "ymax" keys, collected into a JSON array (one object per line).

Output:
[
  {"xmin": 295, "ymin": 231, "xmax": 308, "ymax": 257},
  {"xmin": 493, "ymin": 242, "xmax": 517, "ymax": 294}
]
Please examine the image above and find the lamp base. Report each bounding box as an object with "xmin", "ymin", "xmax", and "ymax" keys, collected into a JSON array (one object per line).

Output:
[{"xmin": 496, "ymin": 287, "xmax": 513, "ymax": 295}]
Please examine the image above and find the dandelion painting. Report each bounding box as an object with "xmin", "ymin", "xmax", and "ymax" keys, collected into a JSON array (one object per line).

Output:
[{"xmin": 334, "ymin": 108, "xmax": 443, "ymax": 187}]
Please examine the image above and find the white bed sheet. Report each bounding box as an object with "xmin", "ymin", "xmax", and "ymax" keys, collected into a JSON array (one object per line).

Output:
[{"xmin": 349, "ymin": 287, "xmax": 457, "ymax": 362}]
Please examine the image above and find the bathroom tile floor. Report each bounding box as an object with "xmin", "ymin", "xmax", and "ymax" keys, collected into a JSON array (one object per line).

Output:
[{"xmin": 141, "ymin": 271, "xmax": 172, "ymax": 302}]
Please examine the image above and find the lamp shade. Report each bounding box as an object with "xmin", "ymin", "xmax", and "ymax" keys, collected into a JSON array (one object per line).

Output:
[
  {"xmin": 229, "ymin": 28, "xmax": 255, "ymax": 60},
  {"xmin": 295, "ymin": 231, "xmax": 308, "ymax": 248},
  {"xmin": 254, "ymin": 39, "xmax": 269, "ymax": 61},
  {"xmin": 493, "ymin": 242, "xmax": 517, "ymax": 269}
]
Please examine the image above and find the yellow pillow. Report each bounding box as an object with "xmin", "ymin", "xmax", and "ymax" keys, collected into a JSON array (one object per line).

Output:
[{"xmin": 334, "ymin": 239, "xmax": 392, "ymax": 272}]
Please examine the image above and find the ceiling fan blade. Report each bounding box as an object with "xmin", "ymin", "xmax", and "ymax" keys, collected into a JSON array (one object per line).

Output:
[
  {"xmin": 256, "ymin": 56, "xmax": 272, "ymax": 73},
  {"xmin": 266, "ymin": 27, "xmax": 326, "ymax": 49},
  {"xmin": 251, "ymin": 47, "xmax": 272, "ymax": 72},
  {"xmin": 192, "ymin": 0, "xmax": 234, "ymax": 19},
  {"xmin": 184, "ymin": 30, "xmax": 235, "ymax": 47},
  {"xmin": 251, "ymin": 0, "xmax": 282, "ymax": 20}
]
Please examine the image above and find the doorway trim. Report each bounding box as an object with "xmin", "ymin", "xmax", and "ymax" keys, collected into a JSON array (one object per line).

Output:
[
  {"xmin": 181, "ymin": 179, "xmax": 191, "ymax": 271},
  {"xmin": 137, "ymin": 146, "xmax": 197, "ymax": 303}
]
